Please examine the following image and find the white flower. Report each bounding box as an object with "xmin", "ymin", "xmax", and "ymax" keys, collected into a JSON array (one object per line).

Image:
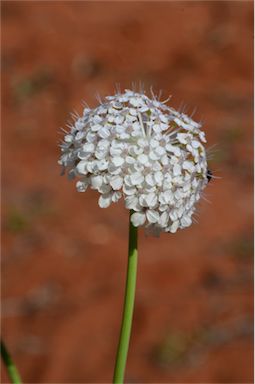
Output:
[{"xmin": 59, "ymin": 89, "xmax": 209, "ymax": 235}]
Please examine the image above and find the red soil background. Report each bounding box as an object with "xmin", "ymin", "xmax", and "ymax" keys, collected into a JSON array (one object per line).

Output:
[{"xmin": 1, "ymin": 1, "xmax": 253, "ymax": 383}]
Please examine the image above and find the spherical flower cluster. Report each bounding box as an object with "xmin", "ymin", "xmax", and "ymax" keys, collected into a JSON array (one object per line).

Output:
[{"xmin": 58, "ymin": 89, "xmax": 209, "ymax": 234}]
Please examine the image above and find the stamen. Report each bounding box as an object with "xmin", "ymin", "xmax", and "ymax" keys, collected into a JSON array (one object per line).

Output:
[{"xmin": 138, "ymin": 112, "xmax": 146, "ymax": 137}]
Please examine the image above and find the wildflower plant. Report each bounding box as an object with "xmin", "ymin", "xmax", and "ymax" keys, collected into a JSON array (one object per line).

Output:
[{"xmin": 58, "ymin": 87, "xmax": 210, "ymax": 383}]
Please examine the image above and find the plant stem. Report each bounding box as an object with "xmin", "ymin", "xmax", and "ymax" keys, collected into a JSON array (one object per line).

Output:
[
  {"xmin": 113, "ymin": 211, "xmax": 138, "ymax": 384},
  {"xmin": 1, "ymin": 340, "xmax": 22, "ymax": 384}
]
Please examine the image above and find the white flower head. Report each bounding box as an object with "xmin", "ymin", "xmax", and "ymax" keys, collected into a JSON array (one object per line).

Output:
[{"xmin": 58, "ymin": 88, "xmax": 210, "ymax": 235}]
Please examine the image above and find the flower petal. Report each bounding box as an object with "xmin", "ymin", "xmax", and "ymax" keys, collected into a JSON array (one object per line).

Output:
[
  {"xmin": 98, "ymin": 193, "xmax": 112, "ymax": 208},
  {"xmin": 110, "ymin": 176, "xmax": 123, "ymax": 190},
  {"xmin": 131, "ymin": 212, "xmax": 146, "ymax": 227},
  {"xmin": 146, "ymin": 209, "xmax": 159, "ymax": 223},
  {"xmin": 91, "ymin": 175, "xmax": 103, "ymax": 189}
]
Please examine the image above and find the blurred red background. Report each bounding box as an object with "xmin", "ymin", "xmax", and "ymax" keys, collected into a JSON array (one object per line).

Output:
[{"xmin": 1, "ymin": 1, "xmax": 253, "ymax": 383}]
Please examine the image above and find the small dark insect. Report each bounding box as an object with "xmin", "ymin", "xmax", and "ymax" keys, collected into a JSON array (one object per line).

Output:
[{"xmin": 207, "ymin": 169, "xmax": 213, "ymax": 183}]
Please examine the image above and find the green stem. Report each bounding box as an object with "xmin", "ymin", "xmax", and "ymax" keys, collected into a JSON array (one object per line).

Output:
[
  {"xmin": 113, "ymin": 211, "xmax": 138, "ymax": 384},
  {"xmin": 1, "ymin": 340, "xmax": 22, "ymax": 384}
]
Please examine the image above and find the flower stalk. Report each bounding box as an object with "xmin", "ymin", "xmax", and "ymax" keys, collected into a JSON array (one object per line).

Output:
[
  {"xmin": 113, "ymin": 211, "xmax": 138, "ymax": 384},
  {"xmin": 1, "ymin": 339, "xmax": 22, "ymax": 384}
]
